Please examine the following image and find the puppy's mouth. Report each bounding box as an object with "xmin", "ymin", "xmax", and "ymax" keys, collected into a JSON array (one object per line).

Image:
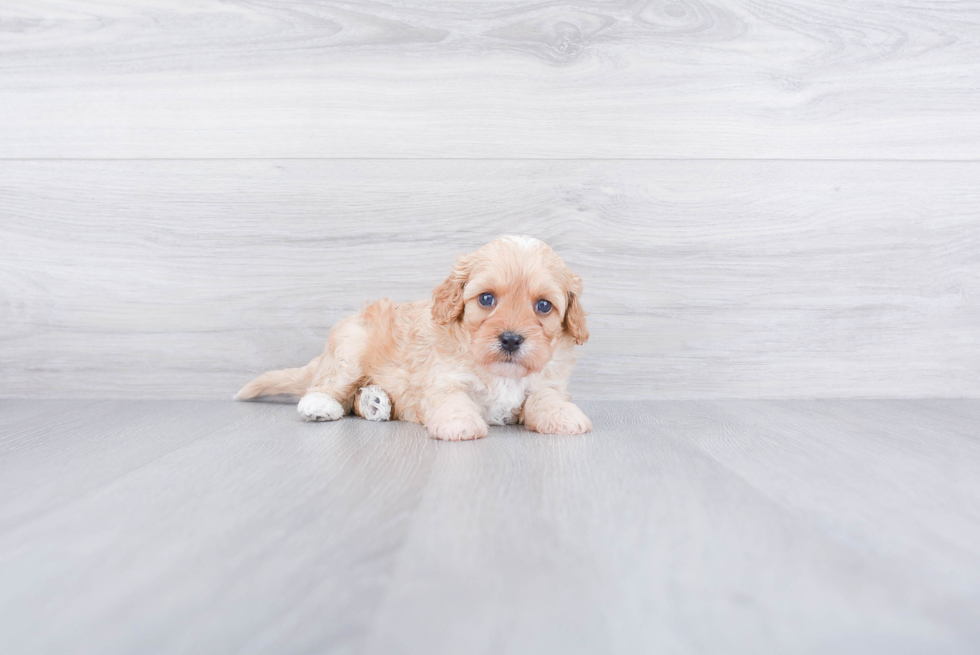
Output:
[
  {"xmin": 483, "ymin": 345, "xmax": 536, "ymax": 378},
  {"xmin": 472, "ymin": 333, "xmax": 545, "ymax": 379},
  {"xmin": 484, "ymin": 360, "xmax": 528, "ymax": 379}
]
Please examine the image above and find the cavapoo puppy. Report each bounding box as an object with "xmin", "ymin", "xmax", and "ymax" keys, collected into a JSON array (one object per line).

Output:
[{"xmin": 236, "ymin": 235, "xmax": 591, "ymax": 441}]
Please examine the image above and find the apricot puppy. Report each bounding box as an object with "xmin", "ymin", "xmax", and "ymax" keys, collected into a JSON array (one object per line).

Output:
[{"xmin": 236, "ymin": 235, "xmax": 591, "ymax": 440}]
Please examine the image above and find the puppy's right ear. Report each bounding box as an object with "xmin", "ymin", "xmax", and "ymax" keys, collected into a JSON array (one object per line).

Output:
[{"xmin": 432, "ymin": 255, "xmax": 473, "ymax": 324}]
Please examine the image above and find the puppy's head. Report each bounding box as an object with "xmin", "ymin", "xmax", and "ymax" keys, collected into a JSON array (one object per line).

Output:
[{"xmin": 432, "ymin": 235, "xmax": 588, "ymax": 378}]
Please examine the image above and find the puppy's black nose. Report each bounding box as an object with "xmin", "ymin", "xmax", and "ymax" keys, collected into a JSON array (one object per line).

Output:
[{"xmin": 499, "ymin": 331, "xmax": 524, "ymax": 353}]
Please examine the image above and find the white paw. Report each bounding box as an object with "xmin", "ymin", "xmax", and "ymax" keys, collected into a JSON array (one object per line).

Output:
[
  {"xmin": 528, "ymin": 402, "xmax": 592, "ymax": 435},
  {"xmin": 358, "ymin": 385, "xmax": 391, "ymax": 422},
  {"xmin": 297, "ymin": 392, "xmax": 344, "ymax": 422},
  {"xmin": 426, "ymin": 411, "xmax": 489, "ymax": 441}
]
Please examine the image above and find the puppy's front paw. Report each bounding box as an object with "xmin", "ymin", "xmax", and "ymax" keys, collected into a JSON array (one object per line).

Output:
[
  {"xmin": 298, "ymin": 392, "xmax": 344, "ymax": 422},
  {"xmin": 527, "ymin": 402, "xmax": 592, "ymax": 435},
  {"xmin": 426, "ymin": 411, "xmax": 489, "ymax": 441}
]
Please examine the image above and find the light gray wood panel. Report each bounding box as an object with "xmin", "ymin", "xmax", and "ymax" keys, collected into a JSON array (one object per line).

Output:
[
  {"xmin": 1, "ymin": 0, "xmax": 978, "ymax": 158},
  {"xmin": 0, "ymin": 400, "xmax": 436, "ymax": 655},
  {"xmin": 0, "ymin": 398, "xmax": 91, "ymax": 429},
  {"xmin": 366, "ymin": 400, "xmax": 980, "ymax": 654},
  {"xmin": 3, "ymin": 400, "xmax": 977, "ymax": 654},
  {"xmin": 2, "ymin": 159, "xmax": 978, "ymax": 399},
  {"xmin": 0, "ymin": 400, "xmax": 245, "ymax": 531},
  {"xmin": 915, "ymin": 399, "xmax": 980, "ymax": 431},
  {"xmin": 655, "ymin": 401, "xmax": 980, "ymax": 598}
]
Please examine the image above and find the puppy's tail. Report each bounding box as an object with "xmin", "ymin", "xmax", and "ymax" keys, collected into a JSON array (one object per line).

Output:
[{"xmin": 234, "ymin": 358, "xmax": 319, "ymax": 401}]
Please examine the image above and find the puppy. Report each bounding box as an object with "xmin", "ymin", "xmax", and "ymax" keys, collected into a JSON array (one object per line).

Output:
[{"xmin": 236, "ymin": 235, "xmax": 591, "ymax": 440}]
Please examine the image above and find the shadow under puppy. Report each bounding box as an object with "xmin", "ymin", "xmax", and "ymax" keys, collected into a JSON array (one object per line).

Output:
[{"xmin": 236, "ymin": 235, "xmax": 591, "ymax": 440}]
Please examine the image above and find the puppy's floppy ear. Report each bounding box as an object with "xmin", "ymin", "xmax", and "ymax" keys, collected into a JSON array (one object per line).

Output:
[
  {"xmin": 563, "ymin": 275, "xmax": 589, "ymax": 345},
  {"xmin": 432, "ymin": 254, "xmax": 473, "ymax": 324}
]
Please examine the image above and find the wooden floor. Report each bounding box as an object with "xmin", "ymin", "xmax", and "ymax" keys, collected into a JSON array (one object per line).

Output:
[{"xmin": 1, "ymin": 399, "xmax": 978, "ymax": 654}]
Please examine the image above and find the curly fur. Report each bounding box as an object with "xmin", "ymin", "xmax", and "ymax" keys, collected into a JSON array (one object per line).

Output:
[{"xmin": 236, "ymin": 236, "xmax": 591, "ymax": 440}]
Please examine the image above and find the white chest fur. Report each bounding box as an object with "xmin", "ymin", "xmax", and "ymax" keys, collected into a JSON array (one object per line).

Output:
[{"xmin": 470, "ymin": 375, "xmax": 531, "ymax": 426}]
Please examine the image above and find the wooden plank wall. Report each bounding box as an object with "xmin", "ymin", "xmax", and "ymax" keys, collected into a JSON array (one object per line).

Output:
[{"xmin": 1, "ymin": 1, "xmax": 978, "ymax": 399}]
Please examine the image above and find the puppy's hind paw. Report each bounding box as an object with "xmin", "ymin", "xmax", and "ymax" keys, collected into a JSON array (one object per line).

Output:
[
  {"xmin": 298, "ymin": 392, "xmax": 345, "ymax": 422},
  {"xmin": 357, "ymin": 385, "xmax": 392, "ymax": 422}
]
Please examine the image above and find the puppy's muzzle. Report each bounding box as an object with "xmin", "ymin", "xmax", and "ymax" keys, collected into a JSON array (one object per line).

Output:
[{"xmin": 498, "ymin": 331, "xmax": 524, "ymax": 354}]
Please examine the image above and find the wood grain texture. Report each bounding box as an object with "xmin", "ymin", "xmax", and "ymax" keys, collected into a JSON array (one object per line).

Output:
[
  {"xmin": 0, "ymin": 399, "xmax": 437, "ymax": 655},
  {"xmin": 0, "ymin": 397, "xmax": 90, "ymax": 429},
  {"xmin": 2, "ymin": 159, "xmax": 977, "ymax": 399},
  {"xmin": 366, "ymin": 400, "xmax": 980, "ymax": 654},
  {"xmin": 0, "ymin": 399, "xmax": 978, "ymax": 653},
  {"xmin": 1, "ymin": 0, "xmax": 978, "ymax": 158},
  {"xmin": 0, "ymin": 400, "xmax": 244, "ymax": 531}
]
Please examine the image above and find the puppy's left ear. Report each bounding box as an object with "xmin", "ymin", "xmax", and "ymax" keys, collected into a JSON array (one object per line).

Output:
[
  {"xmin": 432, "ymin": 254, "xmax": 473, "ymax": 324},
  {"xmin": 564, "ymin": 275, "xmax": 589, "ymax": 345}
]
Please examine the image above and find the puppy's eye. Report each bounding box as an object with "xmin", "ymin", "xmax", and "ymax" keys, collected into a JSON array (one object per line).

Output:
[
  {"xmin": 478, "ymin": 292, "xmax": 495, "ymax": 307},
  {"xmin": 535, "ymin": 299, "xmax": 552, "ymax": 314}
]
